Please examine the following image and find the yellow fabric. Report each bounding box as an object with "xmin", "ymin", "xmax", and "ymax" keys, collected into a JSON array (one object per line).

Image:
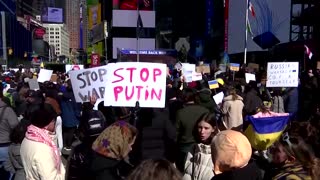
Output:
[
  {"xmin": 244, "ymin": 125, "xmax": 283, "ymax": 150},
  {"xmin": 216, "ymin": 78, "xmax": 224, "ymax": 85}
]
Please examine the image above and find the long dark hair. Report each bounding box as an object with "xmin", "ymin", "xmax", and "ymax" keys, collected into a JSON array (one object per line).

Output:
[
  {"xmin": 279, "ymin": 133, "xmax": 320, "ymax": 180},
  {"xmin": 193, "ymin": 112, "xmax": 218, "ymax": 144},
  {"xmin": 127, "ymin": 159, "xmax": 181, "ymax": 180}
]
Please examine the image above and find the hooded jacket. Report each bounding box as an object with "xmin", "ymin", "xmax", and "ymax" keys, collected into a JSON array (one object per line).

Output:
[
  {"xmin": 221, "ymin": 95, "xmax": 244, "ymax": 130},
  {"xmin": 0, "ymin": 100, "xmax": 19, "ymax": 144}
]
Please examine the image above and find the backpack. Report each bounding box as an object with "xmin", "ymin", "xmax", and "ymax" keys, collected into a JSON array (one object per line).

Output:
[{"xmin": 83, "ymin": 110, "xmax": 106, "ymax": 138}]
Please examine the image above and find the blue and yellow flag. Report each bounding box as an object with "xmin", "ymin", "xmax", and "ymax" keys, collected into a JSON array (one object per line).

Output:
[
  {"xmin": 244, "ymin": 113, "xmax": 290, "ymax": 150},
  {"xmin": 208, "ymin": 80, "xmax": 219, "ymax": 89},
  {"xmin": 230, "ymin": 63, "xmax": 240, "ymax": 71}
]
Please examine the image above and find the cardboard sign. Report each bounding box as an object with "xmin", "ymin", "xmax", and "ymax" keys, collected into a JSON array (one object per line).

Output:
[
  {"xmin": 196, "ymin": 65, "xmax": 210, "ymax": 74},
  {"xmin": 266, "ymin": 62, "xmax": 299, "ymax": 87},
  {"xmin": 37, "ymin": 69, "xmax": 53, "ymax": 83},
  {"xmin": 65, "ymin": 65, "xmax": 84, "ymax": 73},
  {"xmin": 104, "ymin": 62, "xmax": 167, "ymax": 108},
  {"xmin": 213, "ymin": 92, "xmax": 224, "ymax": 105},
  {"xmin": 248, "ymin": 63, "xmax": 259, "ymax": 70},
  {"xmin": 245, "ymin": 73, "xmax": 256, "ymax": 83},
  {"xmin": 28, "ymin": 79, "xmax": 40, "ymax": 90},
  {"xmin": 230, "ymin": 63, "xmax": 240, "ymax": 71},
  {"xmin": 50, "ymin": 74, "xmax": 58, "ymax": 82},
  {"xmin": 69, "ymin": 65, "xmax": 109, "ymax": 102}
]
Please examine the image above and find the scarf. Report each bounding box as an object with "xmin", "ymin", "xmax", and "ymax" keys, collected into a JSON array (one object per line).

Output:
[
  {"xmin": 25, "ymin": 125, "xmax": 61, "ymax": 173},
  {"xmin": 92, "ymin": 121, "xmax": 136, "ymax": 160}
]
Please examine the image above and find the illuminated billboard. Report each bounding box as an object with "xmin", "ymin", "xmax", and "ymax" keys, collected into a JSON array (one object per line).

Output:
[
  {"xmin": 113, "ymin": 0, "xmax": 153, "ymax": 11},
  {"xmin": 88, "ymin": 4, "xmax": 101, "ymax": 29},
  {"xmin": 42, "ymin": 7, "xmax": 63, "ymax": 23}
]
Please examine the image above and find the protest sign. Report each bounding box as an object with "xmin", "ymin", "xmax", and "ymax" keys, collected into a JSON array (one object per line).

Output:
[
  {"xmin": 213, "ymin": 92, "xmax": 224, "ymax": 105},
  {"xmin": 248, "ymin": 63, "xmax": 259, "ymax": 70},
  {"xmin": 37, "ymin": 69, "xmax": 53, "ymax": 83},
  {"xmin": 208, "ymin": 80, "xmax": 219, "ymax": 89},
  {"xmin": 69, "ymin": 65, "xmax": 109, "ymax": 102},
  {"xmin": 266, "ymin": 62, "xmax": 299, "ymax": 87},
  {"xmin": 182, "ymin": 63, "xmax": 196, "ymax": 74},
  {"xmin": 28, "ymin": 79, "xmax": 40, "ymax": 90},
  {"xmin": 317, "ymin": 62, "xmax": 320, "ymax": 69},
  {"xmin": 245, "ymin": 73, "xmax": 256, "ymax": 83},
  {"xmin": 192, "ymin": 72, "xmax": 203, "ymax": 81},
  {"xmin": 230, "ymin": 63, "xmax": 240, "ymax": 71},
  {"xmin": 196, "ymin": 65, "xmax": 210, "ymax": 74},
  {"xmin": 104, "ymin": 62, "xmax": 167, "ymax": 108},
  {"xmin": 218, "ymin": 64, "xmax": 227, "ymax": 72},
  {"xmin": 65, "ymin": 65, "xmax": 84, "ymax": 73}
]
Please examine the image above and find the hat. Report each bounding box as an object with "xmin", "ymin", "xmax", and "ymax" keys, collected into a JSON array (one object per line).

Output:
[
  {"xmin": 211, "ymin": 130, "xmax": 252, "ymax": 174},
  {"xmin": 216, "ymin": 78, "xmax": 224, "ymax": 86}
]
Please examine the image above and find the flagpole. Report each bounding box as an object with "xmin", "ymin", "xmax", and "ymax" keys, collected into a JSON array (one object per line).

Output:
[
  {"xmin": 244, "ymin": 0, "xmax": 249, "ymax": 65},
  {"xmin": 136, "ymin": 0, "xmax": 140, "ymax": 62}
]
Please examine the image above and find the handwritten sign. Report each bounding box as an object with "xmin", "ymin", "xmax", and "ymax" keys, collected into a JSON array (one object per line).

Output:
[
  {"xmin": 196, "ymin": 65, "xmax": 210, "ymax": 74},
  {"xmin": 230, "ymin": 63, "xmax": 240, "ymax": 71},
  {"xmin": 245, "ymin": 73, "xmax": 256, "ymax": 83},
  {"xmin": 266, "ymin": 62, "xmax": 299, "ymax": 87},
  {"xmin": 69, "ymin": 65, "xmax": 109, "ymax": 102},
  {"xmin": 248, "ymin": 63, "xmax": 259, "ymax": 70},
  {"xmin": 37, "ymin": 69, "xmax": 53, "ymax": 83},
  {"xmin": 104, "ymin": 62, "xmax": 167, "ymax": 108}
]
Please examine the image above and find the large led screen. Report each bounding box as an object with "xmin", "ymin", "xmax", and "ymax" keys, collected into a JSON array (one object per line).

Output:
[{"xmin": 42, "ymin": 7, "xmax": 63, "ymax": 23}]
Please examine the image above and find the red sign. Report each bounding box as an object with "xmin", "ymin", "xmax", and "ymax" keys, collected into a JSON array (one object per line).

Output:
[
  {"xmin": 91, "ymin": 54, "xmax": 100, "ymax": 67},
  {"xmin": 34, "ymin": 28, "xmax": 46, "ymax": 39}
]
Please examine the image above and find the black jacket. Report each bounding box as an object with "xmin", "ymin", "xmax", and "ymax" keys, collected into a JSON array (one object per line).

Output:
[
  {"xmin": 90, "ymin": 152, "xmax": 133, "ymax": 180},
  {"xmin": 211, "ymin": 162, "xmax": 263, "ymax": 180}
]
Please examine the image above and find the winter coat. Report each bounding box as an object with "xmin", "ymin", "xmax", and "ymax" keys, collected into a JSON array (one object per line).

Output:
[
  {"xmin": 183, "ymin": 143, "xmax": 214, "ymax": 180},
  {"xmin": 283, "ymin": 88, "xmax": 299, "ymax": 114},
  {"xmin": 211, "ymin": 162, "xmax": 262, "ymax": 180},
  {"xmin": 244, "ymin": 90, "xmax": 263, "ymax": 115},
  {"xmin": 20, "ymin": 138, "xmax": 65, "ymax": 180},
  {"xmin": 60, "ymin": 91, "xmax": 81, "ymax": 128},
  {"xmin": 221, "ymin": 95, "xmax": 244, "ymax": 130},
  {"xmin": 197, "ymin": 88, "xmax": 216, "ymax": 113},
  {"xmin": 90, "ymin": 152, "xmax": 133, "ymax": 180},
  {"xmin": 271, "ymin": 96, "xmax": 285, "ymax": 113},
  {"xmin": 0, "ymin": 100, "xmax": 19, "ymax": 144},
  {"xmin": 267, "ymin": 162, "xmax": 311, "ymax": 180},
  {"xmin": 176, "ymin": 104, "xmax": 209, "ymax": 152},
  {"xmin": 4, "ymin": 144, "xmax": 25, "ymax": 180}
]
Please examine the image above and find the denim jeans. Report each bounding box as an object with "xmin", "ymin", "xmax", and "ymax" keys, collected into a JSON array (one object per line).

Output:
[{"xmin": 0, "ymin": 146, "xmax": 9, "ymax": 168}]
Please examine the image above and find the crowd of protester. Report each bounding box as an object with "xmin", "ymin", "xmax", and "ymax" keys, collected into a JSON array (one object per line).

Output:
[{"xmin": 0, "ymin": 64, "xmax": 319, "ymax": 180}]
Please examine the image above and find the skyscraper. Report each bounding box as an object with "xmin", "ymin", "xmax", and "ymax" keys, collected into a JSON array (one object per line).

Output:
[{"xmin": 66, "ymin": 0, "xmax": 80, "ymax": 49}]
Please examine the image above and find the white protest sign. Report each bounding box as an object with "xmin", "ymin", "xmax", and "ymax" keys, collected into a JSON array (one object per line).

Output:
[
  {"xmin": 213, "ymin": 92, "xmax": 224, "ymax": 105},
  {"xmin": 65, "ymin": 65, "xmax": 84, "ymax": 73},
  {"xmin": 182, "ymin": 63, "xmax": 196, "ymax": 74},
  {"xmin": 28, "ymin": 79, "xmax": 40, "ymax": 90},
  {"xmin": 37, "ymin": 69, "xmax": 53, "ymax": 83},
  {"xmin": 266, "ymin": 62, "xmax": 299, "ymax": 87},
  {"xmin": 104, "ymin": 62, "xmax": 167, "ymax": 108},
  {"xmin": 245, "ymin": 73, "xmax": 256, "ymax": 83},
  {"xmin": 69, "ymin": 65, "xmax": 109, "ymax": 102},
  {"xmin": 192, "ymin": 72, "xmax": 203, "ymax": 81}
]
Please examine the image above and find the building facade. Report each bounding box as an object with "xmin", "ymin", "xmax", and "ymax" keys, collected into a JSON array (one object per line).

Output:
[
  {"xmin": 66, "ymin": 0, "xmax": 80, "ymax": 49},
  {"xmin": 43, "ymin": 24, "xmax": 70, "ymax": 56}
]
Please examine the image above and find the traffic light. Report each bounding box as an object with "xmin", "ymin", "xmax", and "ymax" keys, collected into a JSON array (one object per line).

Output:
[{"xmin": 8, "ymin": 48, "xmax": 13, "ymax": 55}]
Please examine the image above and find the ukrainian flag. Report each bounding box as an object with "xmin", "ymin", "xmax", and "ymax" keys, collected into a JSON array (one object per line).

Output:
[
  {"xmin": 208, "ymin": 80, "xmax": 219, "ymax": 89},
  {"xmin": 230, "ymin": 63, "xmax": 240, "ymax": 71},
  {"xmin": 244, "ymin": 114, "xmax": 290, "ymax": 151}
]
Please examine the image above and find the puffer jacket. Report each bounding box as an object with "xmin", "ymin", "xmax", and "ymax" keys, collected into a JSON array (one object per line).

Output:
[
  {"xmin": 183, "ymin": 143, "xmax": 214, "ymax": 180},
  {"xmin": 221, "ymin": 95, "xmax": 244, "ymax": 130}
]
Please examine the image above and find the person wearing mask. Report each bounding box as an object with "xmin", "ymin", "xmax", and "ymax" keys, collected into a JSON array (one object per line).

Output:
[
  {"xmin": 127, "ymin": 159, "xmax": 182, "ymax": 180},
  {"xmin": 176, "ymin": 88, "xmax": 209, "ymax": 173},
  {"xmin": 221, "ymin": 88, "xmax": 244, "ymax": 131},
  {"xmin": 266, "ymin": 132, "xmax": 320, "ymax": 180},
  {"xmin": 20, "ymin": 103, "xmax": 65, "ymax": 180},
  {"xmin": 91, "ymin": 121, "xmax": 137, "ymax": 180},
  {"xmin": 211, "ymin": 130, "xmax": 262, "ymax": 180},
  {"xmin": 183, "ymin": 113, "xmax": 219, "ymax": 180}
]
